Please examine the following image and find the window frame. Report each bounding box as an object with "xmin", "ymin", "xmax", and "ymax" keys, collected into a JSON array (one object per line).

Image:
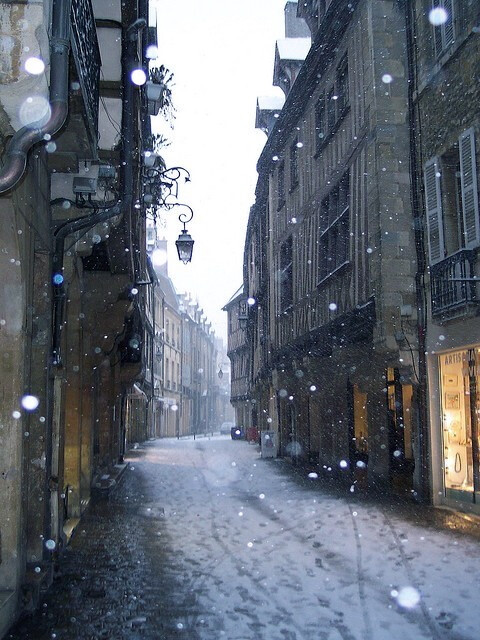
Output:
[
  {"xmin": 277, "ymin": 160, "xmax": 286, "ymax": 210},
  {"xmin": 315, "ymin": 54, "xmax": 350, "ymax": 154},
  {"xmin": 289, "ymin": 138, "xmax": 299, "ymax": 192},
  {"xmin": 314, "ymin": 93, "xmax": 326, "ymax": 155},
  {"xmin": 317, "ymin": 172, "xmax": 351, "ymax": 284},
  {"xmin": 279, "ymin": 235, "xmax": 294, "ymax": 312}
]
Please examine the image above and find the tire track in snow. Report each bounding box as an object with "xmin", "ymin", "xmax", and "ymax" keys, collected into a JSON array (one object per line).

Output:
[
  {"xmin": 347, "ymin": 503, "xmax": 374, "ymax": 640},
  {"xmin": 380, "ymin": 509, "xmax": 470, "ymax": 640},
  {"xmin": 192, "ymin": 444, "xmax": 311, "ymax": 640}
]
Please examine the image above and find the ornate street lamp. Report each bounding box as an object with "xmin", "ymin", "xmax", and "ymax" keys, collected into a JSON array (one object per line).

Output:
[
  {"xmin": 176, "ymin": 228, "xmax": 194, "ymax": 264},
  {"xmin": 175, "ymin": 204, "xmax": 194, "ymax": 264},
  {"xmin": 141, "ymin": 157, "xmax": 195, "ymax": 263}
]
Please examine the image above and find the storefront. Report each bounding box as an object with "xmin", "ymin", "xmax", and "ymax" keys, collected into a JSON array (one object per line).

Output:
[{"xmin": 438, "ymin": 347, "xmax": 480, "ymax": 505}]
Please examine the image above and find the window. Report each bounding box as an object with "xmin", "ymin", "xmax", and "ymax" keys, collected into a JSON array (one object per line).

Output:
[
  {"xmin": 277, "ymin": 161, "xmax": 285, "ymax": 210},
  {"xmin": 318, "ymin": 0, "xmax": 326, "ymax": 21},
  {"xmin": 432, "ymin": 0, "xmax": 455, "ymax": 57},
  {"xmin": 336, "ymin": 55, "xmax": 349, "ymax": 114},
  {"xmin": 279, "ymin": 236, "xmax": 293, "ymax": 311},
  {"xmin": 327, "ymin": 87, "xmax": 336, "ymax": 132},
  {"xmin": 318, "ymin": 172, "xmax": 350, "ymax": 282},
  {"xmin": 315, "ymin": 94, "xmax": 326, "ymax": 154},
  {"xmin": 424, "ymin": 128, "xmax": 479, "ymax": 263},
  {"xmin": 316, "ymin": 56, "xmax": 349, "ymax": 152},
  {"xmin": 290, "ymin": 138, "xmax": 299, "ymax": 190}
]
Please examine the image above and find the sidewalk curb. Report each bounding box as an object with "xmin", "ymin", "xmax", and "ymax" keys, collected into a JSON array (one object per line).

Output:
[{"xmin": 91, "ymin": 462, "xmax": 129, "ymax": 499}]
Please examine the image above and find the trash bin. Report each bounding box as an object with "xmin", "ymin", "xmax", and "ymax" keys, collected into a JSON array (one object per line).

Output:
[{"xmin": 231, "ymin": 426, "xmax": 245, "ymax": 440}]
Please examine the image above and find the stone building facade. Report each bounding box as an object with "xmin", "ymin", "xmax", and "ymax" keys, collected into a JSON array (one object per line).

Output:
[
  {"xmin": 0, "ymin": 0, "xmax": 159, "ymax": 633},
  {"xmin": 409, "ymin": 0, "xmax": 480, "ymax": 513},
  {"xmin": 241, "ymin": 0, "xmax": 424, "ymax": 494}
]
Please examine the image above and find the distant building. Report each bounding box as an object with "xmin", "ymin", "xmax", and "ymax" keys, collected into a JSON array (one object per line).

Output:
[{"xmin": 223, "ymin": 287, "xmax": 250, "ymax": 430}]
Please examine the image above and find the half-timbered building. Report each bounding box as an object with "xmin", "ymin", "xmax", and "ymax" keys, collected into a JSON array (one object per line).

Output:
[{"xmin": 248, "ymin": 0, "xmax": 423, "ymax": 494}]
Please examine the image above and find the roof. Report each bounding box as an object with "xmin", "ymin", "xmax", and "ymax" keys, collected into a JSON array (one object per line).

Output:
[
  {"xmin": 257, "ymin": 95, "xmax": 285, "ymax": 112},
  {"xmin": 276, "ymin": 37, "xmax": 311, "ymax": 61},
  {"xmin": 156, "ymin": 272, "xmax": 180, "ymax": 311},
  {"xmin": 222, "ymin": 285, "xmax": 244, "ymax": 311}
]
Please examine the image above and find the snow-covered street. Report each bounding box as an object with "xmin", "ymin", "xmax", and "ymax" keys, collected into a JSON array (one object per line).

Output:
[
  {"xmin": 8, "ymin": 435, "xmax": 480, "ymax": 640},
  {"xmin": 133, "ymin": 436, "xmax": 480, "ymax": 640}
]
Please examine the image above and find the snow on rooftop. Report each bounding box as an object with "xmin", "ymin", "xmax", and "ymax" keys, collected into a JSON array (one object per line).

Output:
[
  {"xmin": 276, "ymin": 37, "xmax": 311, "ymax": 61},
  {"xmin": 257, "ymin": 95, "xmax": 285, "ymax": 111}
]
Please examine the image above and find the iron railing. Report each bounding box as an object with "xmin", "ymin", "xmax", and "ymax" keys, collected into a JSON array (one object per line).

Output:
[
  {"xmin": 70, "ymin": 0, "xmax": 100, "ymax": 152},
  {"xmin": 430, "ymin": 249, "xmax": 479, "ymax": 317}
]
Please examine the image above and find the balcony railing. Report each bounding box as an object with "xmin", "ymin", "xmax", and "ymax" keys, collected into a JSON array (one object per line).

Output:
[
  {"xmin": 431, "ymin": 249, "xmax": 479, "ymax": 317},
  {"xmin": 71, "ymin": 0, "xmax": 100, "ymax": 151}
]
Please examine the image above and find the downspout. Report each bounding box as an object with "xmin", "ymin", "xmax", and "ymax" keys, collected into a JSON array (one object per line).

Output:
[
  {"xmin": 51, "ymin": 17, "xmax": 146, "ymax": 366},
  {"xmin": 0, "ymin": 0, "xmax": 71, "ymax": 193},
  {"xmin": 405, "ymin": 0, "xmax": 430, "ymax": 503}
]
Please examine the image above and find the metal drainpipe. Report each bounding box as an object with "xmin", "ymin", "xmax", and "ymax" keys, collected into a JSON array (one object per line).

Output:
[
  {"xmin": 51, "ymin": 16, "xmax": 146, "ymax": 366},
  {"xmin": 0, "ymin": 0, "xmax": 71, "ymax": 193},
  {"xmin": 405, "ymin": 0, "xmax": 430, "ymax": 503}
]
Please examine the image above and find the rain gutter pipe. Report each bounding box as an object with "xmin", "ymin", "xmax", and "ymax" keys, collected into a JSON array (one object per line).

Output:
[
  {"xmin": 0, "ymin": 0, "xmax": 71, "ymax": 193},
  {"xmin": 405, "ymin": 0, "xmax": 430, "ymax": 503},
  {"xmin": 51, "ymin": 16, "xmax": 147, "ymax": 366}
]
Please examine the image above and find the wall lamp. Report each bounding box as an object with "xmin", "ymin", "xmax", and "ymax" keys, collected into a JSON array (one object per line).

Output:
[
  {"xmin": 142, "ymin": 165, "xmax": 191, "ymax": 201},
  {"xmin": 175, "ymin": 204, "xmax": 194, "ymax": 264}
]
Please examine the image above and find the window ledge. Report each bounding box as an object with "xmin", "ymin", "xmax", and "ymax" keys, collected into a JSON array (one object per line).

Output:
[
  {"xmin": 314, "ymin": 104, "xmax": 350, "ymax": 157},
  {"xmin": 317, "ymin": 260, "xmax": 351, "ymax": 288},
  {"xmin": 415, "ymin": 28, "xmax": 474, "ymax": 100}
]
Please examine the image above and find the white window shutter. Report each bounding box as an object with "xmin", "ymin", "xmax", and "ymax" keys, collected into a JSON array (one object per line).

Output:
[
  {"xmin": 459, "ymin": 128, "xmax": 480, "ymax": 248},
  {"xmin": 443, "ymin": 0, "xmax": 455, "ymax": 48},
  {"xmin": 424, "ymin": 158, "xmax": 445, "ymax": 264}
]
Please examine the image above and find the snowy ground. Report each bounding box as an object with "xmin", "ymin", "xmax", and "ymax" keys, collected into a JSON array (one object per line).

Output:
[{"xmin": 132, "ymin": 436, "xmax": 480, "ymax": 640}]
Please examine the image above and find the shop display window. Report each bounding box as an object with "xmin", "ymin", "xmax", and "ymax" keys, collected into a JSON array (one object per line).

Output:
[{"xmin": 439, "ymin": 348, "xmax": 480, "ymax": 501}]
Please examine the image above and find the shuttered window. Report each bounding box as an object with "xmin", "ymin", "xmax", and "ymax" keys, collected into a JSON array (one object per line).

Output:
[
  {"xmin": 459, "ymin": 128, "xmax": 480, "ymax": 248},
  {"xmin": 424, "ymin": 158, "xmax": 445, "ymax": 264},
  {"xmin": 432, "ymin": 0, "xmax": 455, "ymax": 56}
]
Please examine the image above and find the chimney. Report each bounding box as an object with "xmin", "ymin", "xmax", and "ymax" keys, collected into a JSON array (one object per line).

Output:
[
  {"xmin": 284, "ymin": 1, "xmax": 310, "ymax": 38},
  {"xmin": 154, "ymin": 237, "xmax": 169, "ymax": 277}
]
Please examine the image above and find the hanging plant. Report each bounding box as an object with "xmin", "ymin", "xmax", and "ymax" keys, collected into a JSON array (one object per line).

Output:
[{"xmin": 148, "ymin": 65, "xmax": 176, "ymax": 123}]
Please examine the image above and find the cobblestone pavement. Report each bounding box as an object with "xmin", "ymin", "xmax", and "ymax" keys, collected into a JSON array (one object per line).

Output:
[
  {"xmin": 7, "ymin": 436, "xmax": 480, "ymax": 640},
  {"xmin": 7, "ymin": 445, "xmax": 199, "ymax": 640}
]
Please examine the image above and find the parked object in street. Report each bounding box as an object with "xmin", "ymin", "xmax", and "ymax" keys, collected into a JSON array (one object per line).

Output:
[
  {"xmin": 261, "ymin": 430, "xmax": 276, "ymax": 457},
  {"xmin": 220, "ymin": 421, "xmax": 235, "ymax": 435},
  {"xmin": 231, "ymin": 426, "xmax": 245, "ymax": 440}
]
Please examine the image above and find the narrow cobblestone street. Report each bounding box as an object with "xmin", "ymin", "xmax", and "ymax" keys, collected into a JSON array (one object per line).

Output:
[{"xmin": 8, "ymin": 437, "xmax": 480, "ymax": 640}]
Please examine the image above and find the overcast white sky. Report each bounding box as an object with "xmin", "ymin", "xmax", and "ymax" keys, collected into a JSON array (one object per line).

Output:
[{"xmin": 152, "ymin": 0, "xmax": 287, "ymax": 340}]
